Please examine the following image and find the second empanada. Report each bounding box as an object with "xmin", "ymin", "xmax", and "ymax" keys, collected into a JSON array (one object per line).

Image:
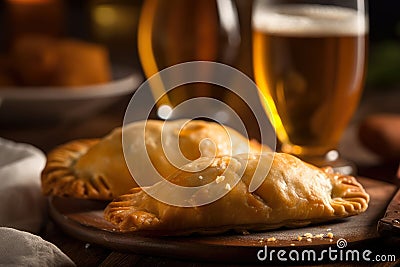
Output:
[
  {"xmin": 105, "ymin": 153, "xmax": 369, "ymax": 235},
  {"xmin": 41, "ymin": 120, "xmax": 265, "ymax": 200}
]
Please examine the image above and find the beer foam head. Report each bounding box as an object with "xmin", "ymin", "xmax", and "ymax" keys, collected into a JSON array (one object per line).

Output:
[{"xmin": 253, "ymin": 4, "xmax": 368, "ymax": 36}]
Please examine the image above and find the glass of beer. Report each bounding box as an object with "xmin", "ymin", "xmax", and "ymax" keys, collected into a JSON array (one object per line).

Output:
[
  {"xmin": 137, "ymin": 0, "xmax": 241, "ymax": 113},
  {"xmin": 252, "ymin": 0, "xmax": 368, "ymax": 173}
]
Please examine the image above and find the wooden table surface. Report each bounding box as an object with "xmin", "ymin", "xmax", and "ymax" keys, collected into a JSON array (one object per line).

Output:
[{"xmin": 1, "ymin": 92, "xmax": 400, "ymax": 266}]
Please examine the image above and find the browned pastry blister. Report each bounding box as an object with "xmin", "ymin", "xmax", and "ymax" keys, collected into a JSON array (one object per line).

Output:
[
  {"xmin": 41, "ymin": 120, "xmax": 265, "ymax": 200},
  {"xmin": 104, "ymin": 153, "xmax": 369, "ymax": 235}
]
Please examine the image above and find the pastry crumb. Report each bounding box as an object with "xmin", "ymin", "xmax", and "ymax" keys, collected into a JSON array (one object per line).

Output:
[
  {"xmin": 225, "ymin": 183, "xmax": 231, "ymax": 190},
  {"xmin": 216, "ymin": 175, "xmax": 225, "ymax": 183},
  {"xmin": 220, "ymin": 161, "xmax": 227, "ymax": 169},
  {"xmin": 315, "ymin": 234, "xmax": 324, "ymax": 239},
  {"xmin": 306, "ymin": 238, "xmax": 312, "ymax": 242},
  {"xmin": 327, "ymin": 232, "xmax": 334, "ymax": 238},
  {"xmin": 241, "ymin": 230, "xmax": 250, "ymax": 235},
  {"xmin": 290, "ymin": 243, "xmax": 295, "ymax": 246},
  {"xmin": 198, "ymin": 175, "xmax": 203, "ymax": 180},
  {"xmin": 304, "ymin": 233, "xmax": 313, "ymax": 238},
  {"xmin": 258, "ymin": 238, "xmax": 264, "ymax": 243},
  {"xmin": 326, "ymin": 228, "xmax": 332, "ymax": 231},
  {"xmin": 85, "ymin": 243, "xmax": 90, "ymax": 249},
  {"xmin": 267, "ymin": 237, "xmax": 276, "ymax": 242},
  {"xmin": 329, "ymin": 239, "xmax": 334, "ymax": 242},
  {"xmin": 297, "ymin": 236, "xmax": 302, "ymax": 241}
]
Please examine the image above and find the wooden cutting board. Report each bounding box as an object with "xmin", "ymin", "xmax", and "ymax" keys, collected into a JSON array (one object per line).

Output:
[{"xmin": 49, "ymin": 177, "xmax": 397, "ymax": 264}]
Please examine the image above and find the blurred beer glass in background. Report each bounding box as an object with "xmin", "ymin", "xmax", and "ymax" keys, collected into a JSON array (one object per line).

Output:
[
  {"xmin": 252, "ymin": 0, "xmax": 368, "ymax": 173},
  {"xmin": 137, "ymin": 0, "xmax": 244, "ymax": 119}
]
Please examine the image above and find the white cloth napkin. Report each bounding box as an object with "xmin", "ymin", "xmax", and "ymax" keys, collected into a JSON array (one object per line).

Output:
[
  {"xmin": 0, "ymin": 227, "xmax": 75, "ymax": 266},
  {"xmin": 0, "ymin": 139, "xmax": 75, "ymax": 266},
  {"xmin": 0, "ymin": 138, "xmax": 46, "ymax": 233}
]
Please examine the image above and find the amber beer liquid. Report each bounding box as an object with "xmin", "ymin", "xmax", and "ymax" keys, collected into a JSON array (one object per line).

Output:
[
  {"xmin": 138, "ymin": 0, "xmax": 235, "ymax": 107},
  {"xmin": 253, "ymin": 5, "xmax": 367, "ymax": 157}
]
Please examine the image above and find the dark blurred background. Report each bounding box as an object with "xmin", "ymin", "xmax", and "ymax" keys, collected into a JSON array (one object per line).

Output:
[
  {"xmin": 366, "ymin": 1, "xmax": 400, "ymax": 89},
  {"xmin": 0, "ymin": 0, "xmax": 143, "ymax": 71},
  {"xmin": 0, "ymin": 0, "xmax": 399, "ymax": 90}
]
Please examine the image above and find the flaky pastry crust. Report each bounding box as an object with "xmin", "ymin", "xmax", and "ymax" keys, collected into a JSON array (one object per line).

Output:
[
  {"xmin": 41, "ymin": 120, "xmax": 265, "ymax": 200},
  {"xmin": 40, "ymin": 139, "xmax": 114, "ymax": 199},
  {"xmin": 104, "ymin": 153, "xmax": 369, "ymax": 235}
]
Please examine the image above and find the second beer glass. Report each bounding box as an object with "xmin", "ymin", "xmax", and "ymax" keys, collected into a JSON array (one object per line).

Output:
[
  {"xmin": 253, "ymin": 0, "xmax": 368, "ymax": 172},
  {"xmin": 138, "ymin": 0, "xmax": 241, "ymax": 111}
]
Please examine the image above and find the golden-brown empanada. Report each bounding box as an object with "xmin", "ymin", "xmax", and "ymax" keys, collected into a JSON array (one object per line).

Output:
[
  {"xmin": 41, "ymin": 120, "xmax": 265, "ymax": 200},
  {"xmin": 104, "ymin": 153, "xmax": 369, "ymax": 234}
]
